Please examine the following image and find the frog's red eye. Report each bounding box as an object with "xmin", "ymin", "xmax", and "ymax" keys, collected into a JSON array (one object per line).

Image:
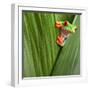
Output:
[{"xmin": 64, "ymin": 21, "xmax": 68, "ymax": 26}]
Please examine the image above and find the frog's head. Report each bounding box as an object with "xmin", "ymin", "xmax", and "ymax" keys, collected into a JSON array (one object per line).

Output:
[{"xmin": 55, "ymin": 20, "xmax": 77, "ymax": 33}]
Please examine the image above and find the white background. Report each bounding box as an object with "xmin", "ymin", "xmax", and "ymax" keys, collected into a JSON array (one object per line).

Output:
[{"xmin": 0, "ymin": 0, "xmax": 90, "ymax": 89}]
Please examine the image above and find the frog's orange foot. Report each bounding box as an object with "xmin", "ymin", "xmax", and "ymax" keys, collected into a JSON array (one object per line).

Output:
[
  {"xmin": 56, "ymin": 36, "xmax": 65, "ymax": 46},
  {"xmin": 55, "ymin": 21, "xmax": 63, "ymax": 29},
  {"xmin": 56, "ymin": 39, "xmax": 64, "ymax": 46}
]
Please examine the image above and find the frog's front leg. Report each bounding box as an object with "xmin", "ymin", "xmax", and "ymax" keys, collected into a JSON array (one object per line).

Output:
[{"xmin": 56, "ymin": 34, "xmax": 65, "ymax": 46}]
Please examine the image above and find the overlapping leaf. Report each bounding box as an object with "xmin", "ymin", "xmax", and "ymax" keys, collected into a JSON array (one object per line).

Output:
[{"xmin": 22, "ymin": 11, "xmax": 80, "ymax": 77}]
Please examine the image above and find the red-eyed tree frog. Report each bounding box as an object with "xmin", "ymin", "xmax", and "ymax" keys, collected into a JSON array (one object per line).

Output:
[{"xmin": 55, "ymin": 21, "xmax": 77, "ymax": 46}]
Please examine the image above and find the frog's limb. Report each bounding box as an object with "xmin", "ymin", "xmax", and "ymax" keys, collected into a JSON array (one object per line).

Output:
[
  {"xmin": 56, "ymin": 39, "xmax": 65, "ymax": 46},
  {"xmin": 55, "ymin": 21, "xmax": 63, "ymax": 29},
  {"xmin": 56, "ymin": 35, "xmax": 65, "ymax": 46}
]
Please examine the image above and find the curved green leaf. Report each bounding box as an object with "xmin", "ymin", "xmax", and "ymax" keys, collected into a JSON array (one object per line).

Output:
[
  {"xmin": 51, "ymin": 15, "xmax": 80, "ymax": 75},
  {"xmin": 22, "ymin": 11, "xmax": 79, "ymax": 77}
]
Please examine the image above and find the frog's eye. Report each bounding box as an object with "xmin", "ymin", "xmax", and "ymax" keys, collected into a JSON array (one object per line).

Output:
[{"xmin": 64, "ymin": 21, "xmax": 68, "ymax": 26}]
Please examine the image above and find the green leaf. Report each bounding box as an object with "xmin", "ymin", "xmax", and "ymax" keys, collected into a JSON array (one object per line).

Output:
[
  {"xmin": 22, "ymin": 11, "xmax": 80, "ymax": 77},
  {"xmin": 51, "ymin": 15, "xmax": 80, "ymax": 75}
]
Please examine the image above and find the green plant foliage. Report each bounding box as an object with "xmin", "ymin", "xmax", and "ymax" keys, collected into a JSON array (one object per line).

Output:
[
  {"xmin": 51, "ymin": 15, "xmax": 80, "ymax": 75},
  {"xmin": 22, "ymin": 11, "xmax": 80, "ymax": 77}
]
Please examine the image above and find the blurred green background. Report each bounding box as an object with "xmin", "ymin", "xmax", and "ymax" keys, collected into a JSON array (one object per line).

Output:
[{"xmin": 22, "ymin": 11, "xmax": 80, "ymax": 77}]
